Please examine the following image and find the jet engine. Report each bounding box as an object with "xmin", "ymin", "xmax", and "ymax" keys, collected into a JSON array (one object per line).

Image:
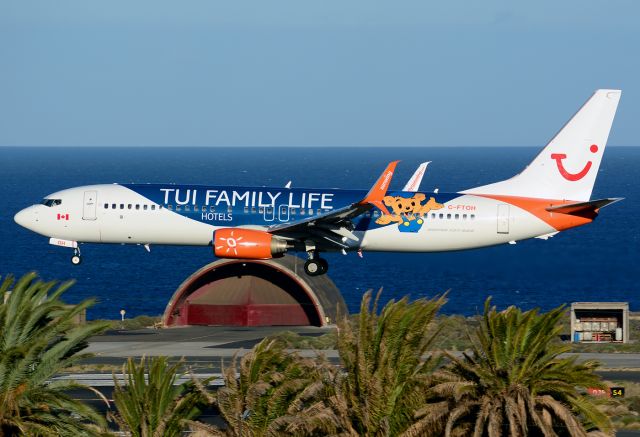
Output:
[{"xmin": 213, "ymin": 228, "xmax": 288, "ymax": 259}]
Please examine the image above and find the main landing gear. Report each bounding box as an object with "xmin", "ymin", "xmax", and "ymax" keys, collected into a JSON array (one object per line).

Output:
[
  {"xmin": 71, "ymin": 247, "xmax": 82, "ymax": 265},
  {"xmin": 304, "ymin": 251, "xmax": 328, "ymax": 276}
]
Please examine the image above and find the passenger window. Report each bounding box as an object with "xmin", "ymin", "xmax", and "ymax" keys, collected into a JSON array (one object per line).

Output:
[
  {"xmin": 266, "ymin": 207, "xmax": 272, "ymax": 214},
  {"xmin": 227, "ymin": 206, "xmax": 233, "ymax": 213},
  {"xmin": 135, "ymin": 204, "xmax": 140, "ymax": 210},
  {"xmin": 176, "ymin": 205, "xmax": 182, "ymax": 211},
  {"xmin": 259, "ymin": 207, "xmax": 264, "ymax": 213},
  {"xmin": 244, "ymin": 207, "xmax": 249, "ymax": 213},
  {"xmin": 120, "ymin": 204, "xmax": 124, "ymax": 209},
  {"xmin": 143, "ymin": 205, "xmax": 148, "ymax": 210},
  {"xmin": 151, "ymin": 205, "xmax": 156, "ymax": 210},
  {"xmin": 431, "ymin": 213, "xmax": 435, "ymax": 219},
  {"xmin": 168, "ymin": 205, "xmax": 173, "ymax": 210},
  {"xmin": 290, "ymin": 208, "xmax": 297, "ymax": 215},
  {"xmin": 193, "ymin": 205, "xmax": 199, "ymax": 211},
  {"xmin": 300, "ymin": 209, "xmax": 306, "ymax": 216},
  {"xmin": 104, "ymin": 203, "xmax": 108, "ymax": 209},
  {"xmin": 463, "ymin": 214, "xmax": 467, "ymax": 220},
  {"xmin": 128, "ymin": 204, "xmax": 132, "ymax": 209},
  {"xmin": 471, "ymin": 214, "xmax": 476, "ymax": 220},
  {"xmin": 184, "ymin": 205, "xmax": 190, "ymax": 211},
  {"xmin": 455, "ymin": 214, "xmax": 459, "ymax": 219},
  {"xmin": 210, "ymin": 206, "xmax": 215, "ymax": 212},
  {"xmin": 439, "ymin": 213, "xmax": 444, "ymax": 219},
  {"xmin": 447, "ymin": 214, "xmax": 451, "ymax": 219},
  {"xmin": 308, "ymin": 209, "xmax": 313, "ymax": 215},
  {"xmin": 251, "ymin": 207, "xmax": 256, "ymax": 214},
  {"xmin": 112, "ymin": 203, "xmax": 116, "ymax": 209}
]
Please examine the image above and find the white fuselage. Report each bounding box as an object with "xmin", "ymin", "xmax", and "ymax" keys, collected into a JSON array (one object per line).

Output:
[{"xmin": 14, "ymin": 184, "xmax": 562, "ymax": 254}]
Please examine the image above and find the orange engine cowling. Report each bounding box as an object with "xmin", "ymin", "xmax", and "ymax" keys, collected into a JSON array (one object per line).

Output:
[{"xmin": 213, "ymin": 228, "xmax": 288, "ymax": 260}]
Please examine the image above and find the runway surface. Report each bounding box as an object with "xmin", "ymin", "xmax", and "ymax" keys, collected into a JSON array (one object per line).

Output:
[
  {"xmin": 84, "ymin": 325, "xmax": 337, "ymax": 371},
  {"xmin": 84, "ymin": 325, "xmax": 640, "ymax": 370}
]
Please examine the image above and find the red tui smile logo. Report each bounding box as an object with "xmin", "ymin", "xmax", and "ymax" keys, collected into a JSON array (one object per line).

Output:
[{"xmin": 551, "ymin": 144, "xmax": 598, "ymax": 182}]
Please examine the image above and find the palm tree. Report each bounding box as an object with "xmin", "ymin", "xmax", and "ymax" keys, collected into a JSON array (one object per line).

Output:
[
  {"xmin": 109, "ymin": 356, "xmax": 205, "ymax": 437},
  {"xmin": 191, "ymin": 338, "xmax": 339, "ymax": 436},
  {"xmin": 331, "ymin": 289, "xmax": 447, "ymax": 436},
  {"xmin": 0, "ymin": 272, "xmax": 110, "ymax": 436},
  {"xmin": 410, "ymin": 299, "xmax": 613, "ymax": 437}
]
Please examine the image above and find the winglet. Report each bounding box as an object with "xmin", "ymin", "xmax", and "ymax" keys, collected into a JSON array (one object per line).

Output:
[
  {"xmin": 402, "ymin": 161, "xmax": 430, "ymax": 191},
  {"xmin": 359, "ymin": 161, "xmax": 399, "ymax": 213}
]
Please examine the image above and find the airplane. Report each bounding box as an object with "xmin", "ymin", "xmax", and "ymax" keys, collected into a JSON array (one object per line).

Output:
[{"xmin": 14, "ymin": 89, "xmax": 622, "ymax": 276}]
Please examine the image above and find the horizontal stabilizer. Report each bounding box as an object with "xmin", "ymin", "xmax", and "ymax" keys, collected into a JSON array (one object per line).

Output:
[{"xmin": 546, "ymin": 197, "xmax": 623, "ymax": 217}]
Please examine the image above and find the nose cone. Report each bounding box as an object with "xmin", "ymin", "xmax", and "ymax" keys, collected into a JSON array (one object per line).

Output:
[
  {"xmin": 14, "ymin": 209, "xmax": 29, "ymax": 228},
  {"xmin": 14, "ymin": 206, "xmax": 38, "ymax": 231}
]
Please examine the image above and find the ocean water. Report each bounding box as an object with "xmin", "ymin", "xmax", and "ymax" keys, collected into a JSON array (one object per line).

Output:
[{"xmin": 0, "ymin": 146, "xmax": 638, "ymax": 319}]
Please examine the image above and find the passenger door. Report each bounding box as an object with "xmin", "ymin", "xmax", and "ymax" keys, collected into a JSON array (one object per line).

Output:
[
  {"xmin": 263, "ymin": 206, "xmax": 275, "ymax": 222},
  {"xmin": 82, "ymin": 191, "xmax": 98, "ymax": 220}
]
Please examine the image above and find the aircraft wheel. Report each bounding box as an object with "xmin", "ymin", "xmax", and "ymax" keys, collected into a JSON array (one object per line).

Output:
[
  {"xmin": 304, "ymin": 259, "xmax": 321, "ymax": 276},
  {"xmin": 71, "ymin": 255, "xmax": 82, "ymax": 265}
]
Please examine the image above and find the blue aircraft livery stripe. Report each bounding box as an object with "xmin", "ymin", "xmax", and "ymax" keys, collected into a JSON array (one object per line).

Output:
[{"xmin": 121, "ymin": 184, "xmax": 464, "ymax": 231}]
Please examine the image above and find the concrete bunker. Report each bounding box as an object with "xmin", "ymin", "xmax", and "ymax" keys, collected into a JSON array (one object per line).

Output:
[
  {"xmin": 163, "ymin": 255, "xmax": 346, "ymax": 327},
  {"xmin": 570, "ymin": 302, "xmax": 629, "ymax": 343}
]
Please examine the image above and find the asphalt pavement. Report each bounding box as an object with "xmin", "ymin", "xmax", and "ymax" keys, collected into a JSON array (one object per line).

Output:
[{"xmin": 84, "ymin": 325, "xmax": 640, "ymax": 370}]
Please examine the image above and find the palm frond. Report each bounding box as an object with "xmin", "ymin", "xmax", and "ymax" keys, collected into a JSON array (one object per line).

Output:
[{"xmin": 0, "ymin": 272, "xmax": 109, "ymax": 434}]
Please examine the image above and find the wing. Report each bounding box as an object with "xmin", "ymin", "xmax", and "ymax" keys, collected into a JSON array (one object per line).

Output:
[{"xmin": 267, "ymin": 161, "xmax": 399, "ymax": 249}]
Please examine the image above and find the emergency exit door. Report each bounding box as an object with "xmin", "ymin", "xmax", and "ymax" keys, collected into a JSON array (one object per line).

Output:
[
  {"xmin": 279, "ymin": 205, "xmax": 290, "ymax": 222},
  {"xmin": 83, "ymin": 191, "xmax": 97, "ymax": 220},
  {"xmin": 497, "ymin": 204, "xmax": 510, "ymax": 234}
]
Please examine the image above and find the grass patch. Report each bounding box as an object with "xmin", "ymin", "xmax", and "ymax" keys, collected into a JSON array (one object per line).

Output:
[
  {"xmin": 95, "ymin": 315, "xmax": 161, "ymax": 331},
  {"xmin": 264, "ymin": 313, "xmax": 640, "ymax": 353},
  {"xmin": 63, "ymin": 363, "xmax": 122, "ymax": 374},
  {"xmin": 268, "ymin": 330, "xmax": 338, "ymax": 350},
  {"xmin": 598, "ymin": 381, "xmax": 640, "ymax": 430},
  {"xmin": 266, "ymin": 314, "xmax": 481, "ymax": 351}
]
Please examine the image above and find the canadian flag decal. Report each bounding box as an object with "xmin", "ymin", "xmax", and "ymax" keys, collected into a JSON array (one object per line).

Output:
[{"xmin": 57, "ymin": 214, "xmax": 69, "ymax": 220}]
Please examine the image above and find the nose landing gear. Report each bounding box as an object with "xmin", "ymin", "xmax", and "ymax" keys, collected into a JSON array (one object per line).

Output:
[{"xmin": 71, "ymin": 248, "xmax": 82, "ymax": 265}]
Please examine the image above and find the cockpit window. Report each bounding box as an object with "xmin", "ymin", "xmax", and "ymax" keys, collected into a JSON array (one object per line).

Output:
[{"xmin": 41, "ymin": 199, "xmax": 62, "ymax": 207}]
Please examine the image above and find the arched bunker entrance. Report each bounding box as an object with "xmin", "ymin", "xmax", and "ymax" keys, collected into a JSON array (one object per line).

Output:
[{"xmin": 163, "ymin": 255, "xmax": 345, "ymax": 327}]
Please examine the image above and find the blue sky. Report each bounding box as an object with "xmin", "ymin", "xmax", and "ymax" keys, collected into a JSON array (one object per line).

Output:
[{"xmin": 1, "ymin": 1, "xmax": 638, "ymax": 147}]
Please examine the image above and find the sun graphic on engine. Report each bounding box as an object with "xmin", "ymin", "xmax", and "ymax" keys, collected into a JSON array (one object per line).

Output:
[{"xmin": 215, "ymin": 231, "xmax": 243, "ymax": 257}]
